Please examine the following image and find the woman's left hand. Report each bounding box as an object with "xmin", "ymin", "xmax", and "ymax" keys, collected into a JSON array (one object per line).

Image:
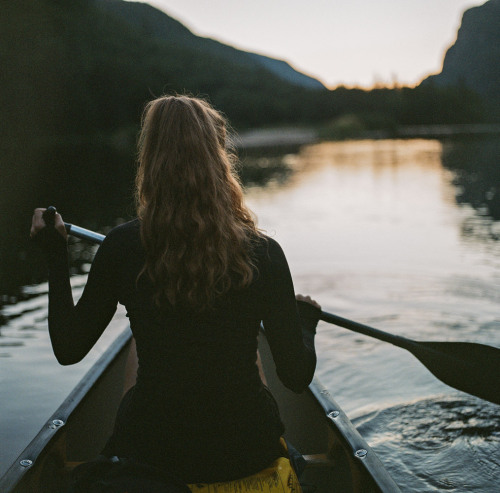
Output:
[
  {"xmin": 296, "ymin": 294, "xmax": 321, "ymax": 310},
  {"xmin": 30, "ymin": 208, "xmax": 68, "ymax": 240}
]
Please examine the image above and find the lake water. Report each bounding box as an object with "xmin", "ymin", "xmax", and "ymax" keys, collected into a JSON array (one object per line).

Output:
[{"xmin": 1, "ymin": 138, "xmax": 499, "ymax": 491}]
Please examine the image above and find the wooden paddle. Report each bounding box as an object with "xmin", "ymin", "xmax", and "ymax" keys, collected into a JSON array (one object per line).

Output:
[
  {"xmin": 320, "ymin": 311, "xmax": 500, "ymax": 405},
  {"xmin": 42, "ymin": 207, "xmax": 500, "ymax": 405}
]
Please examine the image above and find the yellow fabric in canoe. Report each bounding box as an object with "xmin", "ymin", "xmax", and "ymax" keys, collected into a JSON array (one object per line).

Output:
[{"xmin": 187, "ymin": 456, "xmax": 302, "ymax": 493}]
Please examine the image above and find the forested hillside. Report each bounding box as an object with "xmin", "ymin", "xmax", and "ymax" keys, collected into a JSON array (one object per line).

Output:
[
  {"xmin": 97, "ymin": 0, "xmax": 326, "ymax": 90},
  {"xmin": 2, "ymin": 0, "xmax": 324, "ymax": 142}
]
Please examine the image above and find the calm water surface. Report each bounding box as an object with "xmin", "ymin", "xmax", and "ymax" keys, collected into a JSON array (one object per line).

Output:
[{"xmin": 1, "ymin": 138, "xmax": 499, "ymax": 490}]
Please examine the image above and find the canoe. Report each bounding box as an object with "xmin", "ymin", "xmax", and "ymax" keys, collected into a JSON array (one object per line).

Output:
[{"xmin": 0, "ymin": 326, "xmax": 401, "ymax": 493}]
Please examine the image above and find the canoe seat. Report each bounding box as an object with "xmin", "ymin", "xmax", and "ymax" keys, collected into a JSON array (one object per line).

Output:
[{"xmin": 302, "ymin": 454, "xmax": 334, "ymax": 468}]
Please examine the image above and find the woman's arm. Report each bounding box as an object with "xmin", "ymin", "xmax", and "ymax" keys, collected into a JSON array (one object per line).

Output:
[
  {"xmin": 31, "ymin": 209, "xmax": 119, "ymax": 365},
  {"xmin": 261, "ymin": 239, "xmax": 320, "ymax": 393}
]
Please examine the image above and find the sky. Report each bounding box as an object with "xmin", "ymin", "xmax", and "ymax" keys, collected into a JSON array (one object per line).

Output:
[{"xmin": 126, "ymin": 0, "xmax": 487, "ymax": 88}]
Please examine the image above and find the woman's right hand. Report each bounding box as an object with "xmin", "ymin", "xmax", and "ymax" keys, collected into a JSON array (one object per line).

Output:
[
  {"xmin": 30, "ymin": 208, "xmax": 68, "ymax": 240},
  {"xmin": 296, "ymin": 294, "xmax": 321, "ymax": 334}
]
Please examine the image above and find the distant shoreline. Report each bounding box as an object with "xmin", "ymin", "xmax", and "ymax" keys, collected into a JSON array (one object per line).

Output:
[
  {"xmin": 396, "ymin": 123, "xmax": 500, "ymax": 138},
  {"xmin": 236, "ymin": 123, "xmax": 500, "ymax": 149},
  {"xmin": 235, "ymin": 127, "xmax": 318, "ymax": 149}
]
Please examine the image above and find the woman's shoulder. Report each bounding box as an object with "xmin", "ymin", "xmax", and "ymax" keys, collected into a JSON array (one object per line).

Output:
[
  {"xmin": 100, "ymin": 219, "xmax": 141, "ymax": 251},
  {"xmin": 253, "ymin": 234, "xmax": 286, "ymax": 262},
  {"xmin": 106, "ymin": 219, "xmax": 140, "ymax": 238}
]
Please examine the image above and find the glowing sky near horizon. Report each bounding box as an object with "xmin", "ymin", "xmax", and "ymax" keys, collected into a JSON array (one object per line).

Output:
[{"xmin": 126, "ymin": 0, "xmax": 487, "ymax": 88}]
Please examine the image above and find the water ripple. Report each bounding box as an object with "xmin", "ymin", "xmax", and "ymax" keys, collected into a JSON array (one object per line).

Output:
[{"xmin": 353, "ymin": 396, "xmax": 500, "ymax": 491}]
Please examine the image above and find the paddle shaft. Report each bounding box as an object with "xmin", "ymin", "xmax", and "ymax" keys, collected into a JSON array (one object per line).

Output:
[
  {"xmin": 64, "ymin": 224, "xmax": 105, "ymax": 244},
  {"xmin": 320, "ymin": 311, "xmax": 416, "ymax": 351}
]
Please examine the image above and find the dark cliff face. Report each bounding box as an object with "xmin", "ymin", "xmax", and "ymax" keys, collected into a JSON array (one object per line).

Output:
[{"xmin": 422, "ymin": 0, "xmax": 500, "ymax": 121}]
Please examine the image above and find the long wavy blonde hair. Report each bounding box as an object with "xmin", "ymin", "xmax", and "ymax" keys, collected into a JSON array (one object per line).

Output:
[{"xmin": 135, "ymin": 95, "xmax": 260, "ymax": 310}]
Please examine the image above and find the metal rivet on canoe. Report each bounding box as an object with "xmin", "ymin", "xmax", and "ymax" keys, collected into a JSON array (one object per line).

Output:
[
  {"xmin": 328, "ymin": 411, "xmax": 340, "ymax": 419},
  {"xmin": 355, "ymin": 449, "xmax": 368, "ymax": 459},
  {"xmin": 49, "ymin": 419, "xmax": 65, "ymax": 429},
  {"xmin": 20, "ymin": 459, "xmax": 33, "ymax": 467}
]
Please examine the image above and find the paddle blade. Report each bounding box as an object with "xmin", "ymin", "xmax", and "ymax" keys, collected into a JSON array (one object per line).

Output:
[
  {"xmin": 320, "ymin": 310, "xmax": 500, "ymax": 404},
  {"xmin": 410, "ymin": 341, "xmax": 500, "ymax": 405}
]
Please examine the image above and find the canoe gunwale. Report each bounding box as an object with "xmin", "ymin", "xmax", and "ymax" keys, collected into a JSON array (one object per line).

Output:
[
  {"xmin": 308, "ymin": 379, "xmax": 401, "ymax": 492},
  {"xmin": 0, "ymin": 327, "xmax": 133, "ymax": 492}
]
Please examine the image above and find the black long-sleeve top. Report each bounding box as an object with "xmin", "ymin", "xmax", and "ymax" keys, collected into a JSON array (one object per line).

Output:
[{"xmin": 40, "ymin": 219, "xmax": 319, "ymax": 482}]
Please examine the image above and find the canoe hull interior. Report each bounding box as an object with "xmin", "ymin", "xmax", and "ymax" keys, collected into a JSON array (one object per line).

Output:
[
  {"xmin": 258, "ymin": 331, "xmax": 400, "ymax": 493},
  {"xmin": 1, "ymin": 328, "xmax": 400, "ymax": 493}
]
